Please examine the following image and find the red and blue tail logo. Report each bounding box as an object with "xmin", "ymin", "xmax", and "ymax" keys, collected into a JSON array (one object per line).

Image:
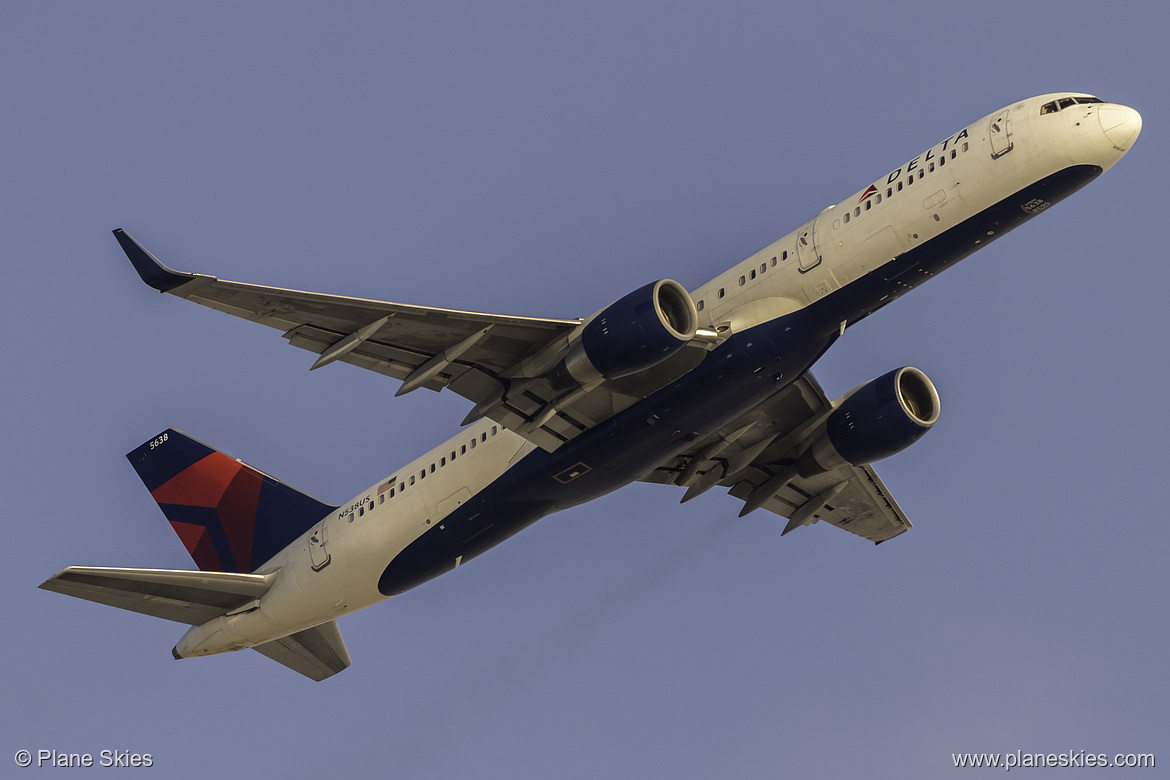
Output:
[{"xmin": 127, "ymin": 430, "xmax": 337, "ymax": 573}]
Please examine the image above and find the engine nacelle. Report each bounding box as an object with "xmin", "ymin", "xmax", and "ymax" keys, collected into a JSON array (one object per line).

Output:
[
  {"xmin": 798, "ymin": 366, "xmax": 940, "ymax": 474},
  {"xmin": 553, "ymin": 279, "xmax": 699, "ymax": 386}
]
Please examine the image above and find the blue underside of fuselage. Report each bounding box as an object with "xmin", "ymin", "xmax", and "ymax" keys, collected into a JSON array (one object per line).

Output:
[{"xmin": 377, "ymin": 164, "xmax": 1102, "ymax": 596}]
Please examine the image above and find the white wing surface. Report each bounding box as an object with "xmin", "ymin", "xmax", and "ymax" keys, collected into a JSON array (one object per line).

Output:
[{"xmin": 116, "ymin": 229, "xmax": 705, "ymax": 451}]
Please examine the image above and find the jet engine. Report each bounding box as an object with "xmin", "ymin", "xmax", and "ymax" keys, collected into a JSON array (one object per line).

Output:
[
  {"xmin": 797, "ymin": 366, "xmax": 940, "ymax": 474},
  {"xmin": 550, "ymin": 279, "xmax": 698, "ymax": 387}
]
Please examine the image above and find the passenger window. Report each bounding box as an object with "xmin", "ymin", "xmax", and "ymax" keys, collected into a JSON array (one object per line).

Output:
[
  {"xmin": 843, "ymin": 213, "xmax": 850, "ymax": 223},
  {"xmin": 481, "ymin": 433, "xmax": 487, "ymax": 442},
  {"xmin": 420, "ymin": 469, "xmax": 426, "ymax": 479},
  {"xmin": 770, "ymin": 257, "xmax": 777, "ymax": 266},
  {"xmin": 854, "ymin": 207, "xmax": 861, "ymax": 217},
  {"xmin": 359, "ymin": 506, "xmax": 364, "ymax": 517},
  {"xmin": 440, "ymin": 457, "xmax": 446, "ymax": 466},
  {"xmin": 886, "ymin": 188, "xmax": 892, "ymax": 197},
  {"xmin": 962, "ymin": 142, "xmax": 969, "ymax": 152},
  {"xmin": 390, "ymin": 488, "xmax": 395, "ymax": 497},
  {"xmin": 697, "ymin": 300, "xmax": 704, "ymax": 311},
  {"xmin": 491, "ymin": 426, "xmax": 497, "ymax": 435},
  {"xmin": 470, "ymin": 439, "xmax": 476, "ymax": 449},
  {"xmin": 875, "ymin": 193, "xmax": 882, "ymax": 204},
  {"xmin": 409, "ymin": 475, "xmax": 415, "ymax": 485},
  {"xmin": 738, "ymin": 276, "xmax": 745, "ymax": 286},
  {"xmin": 451, "ymin": 451, "xmax": 456, "ymax": 460},
  {"xmin": 939, "ymin": 156, "xmax": 945, "ymax": 167},
  {"xmin": 379, "ymin": 494, "xmax": 384, "ymax": 505},
  {"xmin": 918, "ymin": 170, "xmax": 924, "ymax": 179},
  {"xmin": 864, "ymin": 200, "xmax": 871, "ymax": 211},
  {"xmin": 928, "ymin": 162, "xmax": 935, "ymax": 173},
  {"xmin": 749, "ymin": 269, "xmax": 756, "ymax": 280},
  {"xmin": 718, "ymin": 288, "xmax": 725, "ymax": 298},
  {"xmin": 782, "ymin": 251, "xmax": 788, "ymax": 261},
  {"xmin": 760, "ymin": 263, "xmax": 766, "ymax": 274},
  {"xmin": 950, "ymin": 150, "xmax": 956, "ymax": 159},
  {"xmin": 430, "ymin": 463, "xmax": 435, "ymax": 473},
  {"xmin": 461, "ymin": 445, "xmax": 466, "ymax": 454},
  {"xmin": 897, "ymin": 181, "xmax": 904, "ymax": 191}
]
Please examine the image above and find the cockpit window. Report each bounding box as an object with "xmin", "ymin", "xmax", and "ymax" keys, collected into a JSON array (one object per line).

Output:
[{"xmin": 1041, "ymin": 96, "xmax": 1104, "ymax": 115}]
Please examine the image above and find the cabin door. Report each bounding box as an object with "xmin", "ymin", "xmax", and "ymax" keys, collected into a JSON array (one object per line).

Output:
[
  {"xmin": 795, "ymin": 220, "xmax": 821, "ymax": 272},
  {"xmin": 308, "ymin": 519, "xmax": 331, "ymax": 571},
  {"xmin": 989, "ymin": 110, "xmax": 1014, "ymax": 158}
]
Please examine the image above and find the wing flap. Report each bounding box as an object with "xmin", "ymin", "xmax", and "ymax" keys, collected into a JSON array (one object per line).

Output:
[
  {"xmin": 253, "ymin": 620, "xmax": 351, "ymax": 682},
  {"xmin": 39, "ymin": 566, "xmax": 276, "ymax": 625},
  {"xmin": 642, "ymin": 370, "xmax": 915, "ymax": 544},
  {"xmin": 732, "ymin": 464, "xmax": 911, "ymax": 543}
]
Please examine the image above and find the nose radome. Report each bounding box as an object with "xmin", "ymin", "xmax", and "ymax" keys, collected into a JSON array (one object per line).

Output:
[{"xmin": 1099, "ymin": 105, "xmax": 1142, "ymax": 151}]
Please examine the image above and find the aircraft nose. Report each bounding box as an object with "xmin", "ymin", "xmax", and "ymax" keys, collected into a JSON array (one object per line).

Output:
[{"xmin": 1098, "ymin": 104, "xmax": 1142, "ymax": 151}]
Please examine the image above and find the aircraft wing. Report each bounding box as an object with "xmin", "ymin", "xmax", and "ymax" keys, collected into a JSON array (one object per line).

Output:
[
  {"xmin": 641, "ymin": 371, "xmax": 913, "ymax": 544},
  {"xmin": 116, "ymin": 229, "xmax": 692, "ymax": 451},
  {"xmin": 253, "ymin": 620, "xmax": 352, "ymax": 682},
  {"xmin": 39, "ymin": 566, "xmax": 276, "ymax": 625}
]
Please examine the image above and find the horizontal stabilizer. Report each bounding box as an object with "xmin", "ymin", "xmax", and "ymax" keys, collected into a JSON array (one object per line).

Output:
[
  {"xmin": 253, "ymin": 620, "xmax": 351, "ymax": 682},
  {"xmin": 39, "ymin": 566, "xmax": 275, "ymax": 625}
]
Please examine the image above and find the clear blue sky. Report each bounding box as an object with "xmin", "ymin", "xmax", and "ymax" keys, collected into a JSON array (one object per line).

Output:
[{"xmin": 3, "ymin": 2, "xmax": 1166, "ymax": 778}]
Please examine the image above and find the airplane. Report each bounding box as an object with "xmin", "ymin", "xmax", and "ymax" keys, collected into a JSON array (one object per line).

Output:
[{"xmin": 42, "ymin": 93, "xmax": 1141, "ymax": 681}]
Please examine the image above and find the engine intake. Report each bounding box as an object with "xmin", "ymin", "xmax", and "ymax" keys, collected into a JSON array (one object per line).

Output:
[
  {"xmin": 556, "ymin": 279, "xmax": 699, "ymax": 386},
  {"xmin": 799, "ymin": 366, "xmax": 940, "ymax": 474}
]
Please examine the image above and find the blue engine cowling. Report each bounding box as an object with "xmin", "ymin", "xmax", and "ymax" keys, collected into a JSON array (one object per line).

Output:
[
  {"xmin": 799, "ymin": 366, "xmax": 940, "ymax": 474},
  {"xmin": 558, "ymin": 279, "xmax": 699, "ymax": 385}
]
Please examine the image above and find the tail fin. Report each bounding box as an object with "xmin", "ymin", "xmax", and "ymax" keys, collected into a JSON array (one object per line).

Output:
[{"xmin": 127, "ymin": 429, "xmax": 337, "ymax": 574}]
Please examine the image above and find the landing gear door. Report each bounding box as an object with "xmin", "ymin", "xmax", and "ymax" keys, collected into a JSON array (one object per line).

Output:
[
  {"xmin": 989, "ymin": 110, "xmax": 1013, "ymax": 158},
  {"xmin": 796, "ymin": 220, "xmax": 821, "ymax": 272},
  {"xmin": 309, "ymin": 519, "xmax": 331, "ymax": 571}
]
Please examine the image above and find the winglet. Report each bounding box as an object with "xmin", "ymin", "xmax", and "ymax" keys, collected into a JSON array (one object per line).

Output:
[{"xmin": 113, "ymin": 228, "xmax": 197, "ymax": 292}]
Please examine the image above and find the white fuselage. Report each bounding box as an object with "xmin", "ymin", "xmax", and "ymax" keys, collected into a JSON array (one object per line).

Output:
[{"xmin": 174, "ymin": 93, "xmax": 1139, "ymax": 658}]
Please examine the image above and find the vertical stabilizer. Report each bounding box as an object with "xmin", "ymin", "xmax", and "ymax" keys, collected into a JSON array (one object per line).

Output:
[{"xmin": 127, "ymin": 430, "xmax": 337, "ymax": 573}]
